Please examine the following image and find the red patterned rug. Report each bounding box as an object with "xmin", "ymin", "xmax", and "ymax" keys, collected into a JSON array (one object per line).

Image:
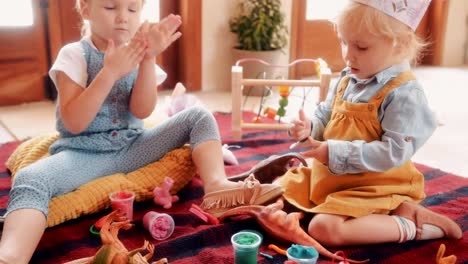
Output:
[{"xmin": 0, "ymin": 111, "xmax": 467, "ymax": 263}]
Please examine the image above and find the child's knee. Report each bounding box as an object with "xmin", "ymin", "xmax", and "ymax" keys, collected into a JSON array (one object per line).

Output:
[
  {"xmin": 308, "ymin": 217, "xmax": 346, "ymax": 247},
  {"xmin": 12, "ymin": 168, "xmax": 34, "ymax": 187},
  {"xmin": 11, "ymin": 168, "xmax": 50, "ymax": 197},
  {"xmin": 182, "ymin": 105, "xmax": 208, "ymax": 118}
]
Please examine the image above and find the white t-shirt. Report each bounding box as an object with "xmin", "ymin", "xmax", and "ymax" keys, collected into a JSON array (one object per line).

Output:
[{"xmin": 49, "ymin": 36, "xmax": 167, "ymax": 90}]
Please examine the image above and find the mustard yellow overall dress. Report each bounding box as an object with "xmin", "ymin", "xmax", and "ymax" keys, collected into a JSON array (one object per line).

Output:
[{"xmin": 280, "ymin": 72, "xmax": 425, "ymax": 218}]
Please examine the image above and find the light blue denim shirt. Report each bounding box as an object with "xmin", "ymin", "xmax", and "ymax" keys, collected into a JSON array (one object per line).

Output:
[{"xmin": 311, "ymin": 62, "xmax": 437, "ymax": 175}]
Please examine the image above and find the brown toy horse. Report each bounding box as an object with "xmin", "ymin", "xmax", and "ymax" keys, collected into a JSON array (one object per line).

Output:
[{"xmin": 65, "ymin": 210, "xmax": 167, "ymax": 264}]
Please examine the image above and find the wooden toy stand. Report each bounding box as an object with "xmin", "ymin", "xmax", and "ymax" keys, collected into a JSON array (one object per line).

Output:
[{"xmin": 231, "ymin": 58, "xmax": 332, "ymax": 140}]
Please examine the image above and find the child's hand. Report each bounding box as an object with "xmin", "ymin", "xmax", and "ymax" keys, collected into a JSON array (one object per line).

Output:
[
  {"xmin": 103, "ymin": 38, "xmax": 147, "ymax": 80},
  {"xmin": 289, "ymin": 110, "xmax": 312, "ymax": 141},
  {"xmin": 300, "ymin": 137, "xmax": 329, "ymax": 165},
  {"xmin": 141, "ymin": 14, "xmax": 182, "ymax": 59}
]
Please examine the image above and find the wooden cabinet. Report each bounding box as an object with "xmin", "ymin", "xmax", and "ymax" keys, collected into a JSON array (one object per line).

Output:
[
  {"xmin": 0, "ymin": 1, "xmax": 50, "ymax": 105},
  {"xmin": 0, "ymin": 0, "xmax": 202, "ymax": 105},
  {"xmin": 0, "ymin": 0, "xmax": 81, "ymax": 105},
  {"xmin": 48, "ymin": 0, "xmax": 81, "ymax": 63}
]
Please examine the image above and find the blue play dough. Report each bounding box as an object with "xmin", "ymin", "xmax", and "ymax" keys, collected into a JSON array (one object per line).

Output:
[{"xmin": 288, "ymin": 244, "xmax": 318, "ymax": 258}]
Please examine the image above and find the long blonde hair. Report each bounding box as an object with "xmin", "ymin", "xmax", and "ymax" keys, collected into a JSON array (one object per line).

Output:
[
  {"xmin": 335, "ymin": 2, "xmax": 428, "ymax": 64},
  {"xmin": 75, "ymin": 0, "xmax": 89, "ymax": 36},
  {"xmin": 75, "ymin": 0, "xmax": 146, "ymax": 37}
]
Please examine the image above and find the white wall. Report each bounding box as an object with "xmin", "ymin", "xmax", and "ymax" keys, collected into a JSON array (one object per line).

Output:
[
  {"xmin": 201, "ymin": 0, "xmax": 292, "ymax": 91},
  {"xmin": 442, "ymin": 0, "xmax": 468, "ymax": 66}
]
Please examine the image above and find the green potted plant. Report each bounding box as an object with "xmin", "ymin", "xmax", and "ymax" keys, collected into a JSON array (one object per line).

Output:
[
  {"xmin": 229, "ymin": 0, "xmax": 288, "ymax": 51},
  {"xmin": 229, "ymin": 0, "xmax": 289, "ymax": 96}
]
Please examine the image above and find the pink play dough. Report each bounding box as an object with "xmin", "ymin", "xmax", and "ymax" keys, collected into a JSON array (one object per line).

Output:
[
  {"xmin": 109, "ymin": 191, "xmax": 135, "ymax": 220},
  {"xmin": 143, "ymin": 211, "xmax": 175, "ymax": 240}
]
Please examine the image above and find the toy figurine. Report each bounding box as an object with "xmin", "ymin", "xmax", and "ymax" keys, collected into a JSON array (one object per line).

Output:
[
  {"xmin": 65, "ymin": 210, "xmax": 168, "ymax": 264},
  {"xmin": 165, "ymin": 83, "xmax": 240, "ymax": 166},
  {"xmin": 219, "ymin": 199, "xmax": 368, "ymax": 264},
  {"xmin": 436, "ymin": 244, "xmax": 457, "ymax": 264},
  {"xmin": 153, "ymin": 177, "xmax": 179, "ymax": 209},
  {"xmin": 166, "ymin": 82, "xmax": 200, "ymax": 117},
  {"xmin": 222, "ymin": 144, "xmax": 239, "ymax": 165}
]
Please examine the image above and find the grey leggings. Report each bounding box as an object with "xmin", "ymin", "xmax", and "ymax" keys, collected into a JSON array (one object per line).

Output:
[{"xmin": 8, "ymin": 106, "xmax": 220, "ymax": 217}]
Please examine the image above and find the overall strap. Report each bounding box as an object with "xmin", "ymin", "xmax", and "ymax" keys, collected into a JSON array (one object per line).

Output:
[
  {"xmin": 331, "ymin": 76, "xmax": 351, "ymax": 107},
  {"xmin": 80, "ymin": 40, "xmax": 92, "ymax": 66},
  {"xmin": 368, "ymin": 71, "xmax": 416, "ymax": 105}
]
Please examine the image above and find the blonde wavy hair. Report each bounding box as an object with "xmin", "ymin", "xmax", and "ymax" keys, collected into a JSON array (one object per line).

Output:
[
  {"xmin": 335, "ymin": 2, "xmax": 428, "ymax": 64},
  {"xmin": 75, "ymin": 0, "xmax": 146, "ymax": 37}
]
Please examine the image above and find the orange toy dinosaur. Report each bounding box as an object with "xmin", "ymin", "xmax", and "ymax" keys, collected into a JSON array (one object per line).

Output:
[
  {"xmin": 436, "ymin": 244, "xmax": 457, "ymax": 264},
  {"xmin": 219, "ymin": 199, "xmax": 369, "ymax": 264},
  {"xmin": 65, "ymin": 210, "xmax": 168, "ymax": 264},
  {"xmin": 223, "ymin": 153, "xmax": 370, "ymax": 263}
]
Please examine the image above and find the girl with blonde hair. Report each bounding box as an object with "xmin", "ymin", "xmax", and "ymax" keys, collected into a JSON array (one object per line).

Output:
[{"xmin": 285, "ymin": 0, "xmax": 462, "ymax": 246}]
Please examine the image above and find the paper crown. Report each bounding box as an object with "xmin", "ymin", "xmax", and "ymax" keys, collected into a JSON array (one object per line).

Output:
[{"xmin": 352, "ymin": 0, "xmax": 431, "ymax": 31}]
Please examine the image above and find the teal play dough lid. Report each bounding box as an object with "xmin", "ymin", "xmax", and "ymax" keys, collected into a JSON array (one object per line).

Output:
[{"xmin": 231, "ymin": 231, "xmax": 262, "ymax": 249}]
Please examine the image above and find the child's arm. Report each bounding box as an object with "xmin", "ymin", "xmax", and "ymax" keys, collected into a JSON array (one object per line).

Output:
[
  {"xmin": 130, "ymin": 15, "xmax": 182, "ymax": 119},
  {"xmin": 57, "ymin": 39, "xmax": 146, "ymax": 134},
  {"xmin": 289, "ymin": 79, "xmax": 338, "ymax": 164},
  {"xmin": 325, "ymin": 85, "xmax": 437, "ymax": 175},
  {"xmin": 289, "ymin": 77, "xmax": 337, "ymax": 143}
]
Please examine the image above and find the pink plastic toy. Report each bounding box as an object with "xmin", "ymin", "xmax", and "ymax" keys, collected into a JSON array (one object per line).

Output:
[
  {"xmin": 189, "ymin": 203, "xmax": 219, "ymax": 225},
  {"xmin": 222, "ymin": 144, "xmax": 239, "ymax": 165},
  {"xmin": 153, "ymin": 176, "xmax": 179, "ymax": 209},
  {"xmin": 166, "ymin": 83, "xmax": 240, "ymax": 165},
  {"xmin": 143, "ymin": 211, "xmax": 175, "ymax": 240},
  {"xmin": 166, "ymin": 82, "xmax": 200, "ymax": 117}
]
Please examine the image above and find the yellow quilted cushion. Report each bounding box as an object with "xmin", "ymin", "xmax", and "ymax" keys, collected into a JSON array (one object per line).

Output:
[{"xmin": 6, "ymin": 134, "xmax": 196, "ymax": 227}]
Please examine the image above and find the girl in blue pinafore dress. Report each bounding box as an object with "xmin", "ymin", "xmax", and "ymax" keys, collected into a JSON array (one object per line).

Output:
[{"xmin": 0, "ymin": 1, "xmax": 282, "ymax": 263}]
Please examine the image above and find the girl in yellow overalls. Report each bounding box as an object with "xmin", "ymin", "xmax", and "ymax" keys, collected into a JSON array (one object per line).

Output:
[{"xmin": 284, "ymin": 0, "xmax": 462, "ymax": 246}]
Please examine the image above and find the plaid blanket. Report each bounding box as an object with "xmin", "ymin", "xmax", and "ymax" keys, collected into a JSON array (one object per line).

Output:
[{"xmin": 0, "ymin": 111, "xmax": 467, "ymax": 263}]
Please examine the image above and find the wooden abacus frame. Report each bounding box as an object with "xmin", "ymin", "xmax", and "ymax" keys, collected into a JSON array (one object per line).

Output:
[{"xmin": 231, "ymin": 58, "xmax": 332, "ymax": 140}]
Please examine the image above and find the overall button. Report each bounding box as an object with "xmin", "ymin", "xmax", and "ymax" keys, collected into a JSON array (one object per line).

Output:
[{"xmin": 111, "ymin": 131, "xmax": 118, "ymax": 137}]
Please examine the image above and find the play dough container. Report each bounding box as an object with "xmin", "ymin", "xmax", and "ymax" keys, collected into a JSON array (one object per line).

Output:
[
  {"xmin": 109, "ymin": 191, "xmax": 135, "ymax": 220},
  {"xmin": 231, "ymin": 231, "xmax": 262, "ymax": 264},
  {"xmin": 143, "ymin": 211, "xmax": 175, "ymax": 240},
  {"xmin": 286, "ymin": 244, "xmax": 318, "ymax": 264}
]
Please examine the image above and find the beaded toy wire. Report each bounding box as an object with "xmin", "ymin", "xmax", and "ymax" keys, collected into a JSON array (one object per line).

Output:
[
  {"xmin": 236, "ymin": 58, "xmax": 326, "ymax": 124},
  {"xmin": 231, "ymin": 58, "xmax": 332, "ymax": 140}
]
